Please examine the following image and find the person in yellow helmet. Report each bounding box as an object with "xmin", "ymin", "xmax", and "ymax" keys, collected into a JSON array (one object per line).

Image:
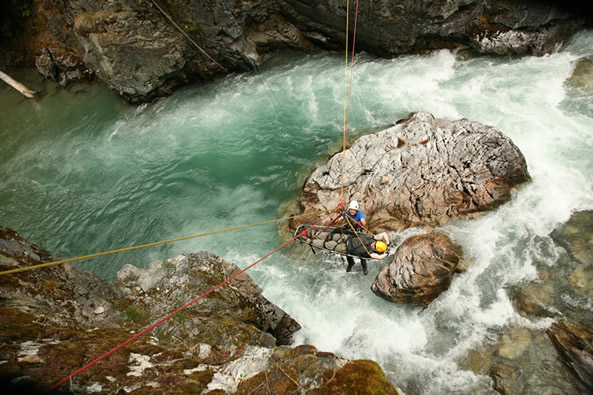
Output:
[{"xmin": 345, "ymin": 232, "xmax": 390, "ymax": 275}]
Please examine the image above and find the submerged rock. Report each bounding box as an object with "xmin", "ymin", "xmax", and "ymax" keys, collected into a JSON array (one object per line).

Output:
[
  {"xmin": 485, "ymin": 328, "xmax": 581, "ymax": 395},
  {"xmin": 293, "ymin": 112, "xmax": 530, "ymax": 232},
  {"xmin": 371, "ymin": 232, "xmax": 463, "ymax": 306},
  {"xmin": 461, "ymin": 210, "xmax": 593, "ymax": 395},
  {"xmin": 567, "ymin": 58, "xmax": 593, "ymax": 93}
]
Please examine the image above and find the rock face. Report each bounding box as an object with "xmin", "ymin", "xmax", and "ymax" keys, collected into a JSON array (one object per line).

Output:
[
  {"xmin": 371, "ymin": 232, "xmax": 463, "ymax": 306},
  {"xmin": 293, "ymin": 112, "xmax": 530, "ymax": 232},
  {"xmin": 567, "ymin": 58, "xmax": 593, "ymax": 92},
  {"xmin": 2, "ymin": 0, "xmax": 585, "ymax": 103},
  {"xmin": 282, "ymin": 0, "xmax": 584, "ymax": 56},
  {"xmin": 237, "ymin": 346, "xmax": 401, "ymax": 394},
  {"xmin": 116, "ymin": 252, "xmax": 301, "ymax": 346},
  {"xmin": 0, "ymin": 226, "xmax": 124, "ymax": 330},
  {"xmin": 35, "ymin": 47, "xmax": 94, "ymax": 86},
  {"xmin": 0, "ymin": 226, "xmax": 398, "ymax": 393},
  {"xmin": 547, "ymin": 321, "xmax": 593, "ymax": 394}
]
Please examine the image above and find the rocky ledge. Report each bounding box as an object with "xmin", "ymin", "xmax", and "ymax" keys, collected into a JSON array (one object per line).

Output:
[
  {"xmin": 0, "ymin": 226, "xmax": 399, "ymax": 393},
  {"xmin": 2, "ymin": 0, "xmax": 587, "ymax": 103}
]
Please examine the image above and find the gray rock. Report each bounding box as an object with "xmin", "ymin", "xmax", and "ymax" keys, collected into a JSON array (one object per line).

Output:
[
  {"xmin": 547, "ymin": 321, "xmax": 593, "ymax": 394},
  {"xmin": 35, "ymin": 47, "xmax": 93, "ymax": 86},
  {"xmin": 497, "ymin": 328, "xmax": 532, "ymax": 360},
  {"xmin": 371, "ymin": 232, "xmax": 463, "ymax": 306},
  {"xmin": 116, "ymin": 251, "xmax": 302, "ymax": 346},
  {"xmin": 0, "ymin": 226, "xmax": 395, "ymax": 393},
  {"xmin": 24, "ymin": 1, "xmax": 585, "ymax": 103},
  {"xmin": 294, "ymin": 112, "xmax": 530, "ymax": 232},
  {"xmin": 567, "ymin": 58, "xmax": 593, "ymax": 93}
]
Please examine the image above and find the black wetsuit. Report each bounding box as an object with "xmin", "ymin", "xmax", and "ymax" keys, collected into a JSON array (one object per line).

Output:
[{"xmin": 345, "ymin": 234, "xmax": 375, "ymax": 273}]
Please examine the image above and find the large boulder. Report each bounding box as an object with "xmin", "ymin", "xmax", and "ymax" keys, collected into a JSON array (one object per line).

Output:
[
  {"xmin": 292, "ymin": 112, "xmax": 530, "ymax": 232},
  {"xmin": 371, "ymin": 232, "xmax": 463, "ymax": 306}
]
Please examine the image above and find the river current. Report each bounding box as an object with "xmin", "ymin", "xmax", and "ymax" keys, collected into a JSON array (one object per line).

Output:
[{"xmin": 1, "ymin": 31, "xmax": 592, "ymax": 393}]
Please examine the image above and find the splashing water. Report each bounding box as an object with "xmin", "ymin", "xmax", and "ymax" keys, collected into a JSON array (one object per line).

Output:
[{"xmin": 2, "ymin": 31, "xmax": 593, "ymax": 393}]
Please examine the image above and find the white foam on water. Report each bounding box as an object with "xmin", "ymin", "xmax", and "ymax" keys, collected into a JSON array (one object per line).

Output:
[{"xmin": 2, "ymin": 28, "xmax": 593, "ymax": 395}]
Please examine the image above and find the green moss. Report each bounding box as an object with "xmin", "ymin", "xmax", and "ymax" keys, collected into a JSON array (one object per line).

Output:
[
  {"xmin": 123, "ymin": 305, "xmax": 149, "ymax": 325},
  {"xmin": 236, "ymin": 365, "xmax": 301, "ymax": 394},
  {"xmin": 316, "ymin": 360, "xmax": 400, "ymax": 394},
  {"xmin": 184, "ymin": 23, "xmax": 199, "ymax": 33},
  {"xmin": 175, "ymin": 311, "xmax": 187, "ymax": 324},
  {"xmin": 0, "ymin": 308, "xmax": 43, "ymax": 341},
  {"xmin": 112, "ymin": 299, "xmax": 149, "ymax": 326},
  {"xmin": 155, "ymin": 329, "xmax": 172, "ymax": 341}
]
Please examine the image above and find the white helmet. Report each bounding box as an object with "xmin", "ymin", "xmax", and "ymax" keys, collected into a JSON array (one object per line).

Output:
[{"xmin": 348, "ymin": 200, "xmax": 359, "ymax": 210}]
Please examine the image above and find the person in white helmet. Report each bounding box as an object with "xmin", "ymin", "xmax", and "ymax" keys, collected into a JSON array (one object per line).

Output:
[{"xmin": 337, "ymin": 200, "xmax": 367, "ymax": 232}]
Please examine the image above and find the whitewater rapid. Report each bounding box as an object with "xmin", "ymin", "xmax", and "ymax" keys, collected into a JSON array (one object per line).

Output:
[{"xmin": 1, "ymin": 30, "xmax": 592, "ymax": 393}]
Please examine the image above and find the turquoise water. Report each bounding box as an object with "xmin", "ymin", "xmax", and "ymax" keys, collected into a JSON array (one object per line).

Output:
[{"xmin": 2, "ymin": 31, "xmax": 593, "ymax": 393}]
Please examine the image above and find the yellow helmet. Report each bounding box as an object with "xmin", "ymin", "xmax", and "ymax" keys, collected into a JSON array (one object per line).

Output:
[{"xmin": 375, "ymin": 241, "xmax": 387, "ymax": 253}]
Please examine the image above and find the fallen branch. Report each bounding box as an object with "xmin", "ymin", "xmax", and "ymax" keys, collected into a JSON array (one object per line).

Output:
[{"xmin": 0, "ymin": 70, "xmax": 36, "ymax": 99}]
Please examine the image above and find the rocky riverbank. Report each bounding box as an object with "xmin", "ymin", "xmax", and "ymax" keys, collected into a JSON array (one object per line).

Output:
[
  {"xmin": 1, "ymin": 0, "xmax": 588, "ymax": 103},
  {"xmin": 0, "ymin": 226, "xmax": 399, "ymax": 393}
]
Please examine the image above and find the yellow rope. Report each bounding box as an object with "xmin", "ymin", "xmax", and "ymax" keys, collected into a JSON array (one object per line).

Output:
[
  {"xmin": 0, "ymin": 210, "xmax": 328, "ymax": 276},
  {"xmin": 344, "ymin": 213, "xmax": 373, "ymax": 258},
  {"xmin": 341, "ymin": 0, "xmax": 350, "ymax": 205}
]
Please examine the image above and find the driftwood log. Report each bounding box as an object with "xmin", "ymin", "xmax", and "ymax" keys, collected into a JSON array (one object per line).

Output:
[{"xmin": 0, "ymin": 70, "xmax": 36, "ymax": 99}]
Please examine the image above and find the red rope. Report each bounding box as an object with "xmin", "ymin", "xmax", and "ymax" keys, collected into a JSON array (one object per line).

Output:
[{"xmin": 49, "ymin": 214, "xmax": 335, "ymax": 391}]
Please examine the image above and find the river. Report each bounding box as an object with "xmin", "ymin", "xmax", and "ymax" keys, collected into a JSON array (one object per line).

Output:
[{"xmin": 1, "ymin": 31, "xmax": 592, "ymax": 393}]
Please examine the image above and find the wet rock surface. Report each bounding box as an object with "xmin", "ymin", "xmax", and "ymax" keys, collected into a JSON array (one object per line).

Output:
[
  {"xmin": 371, "ymin": 232, "xmax": 464, "ymax": 307},
  {"xmin": 292, "ymin": 112, "xmax": 530, "ymax": 233},
  {"xmin": 2, "ymin": 1, "xmax": 586, "ymax": 103},
  {"xmin": 459, "ymin": 210, "xmax": 593, "ymax": 395},
  {"xmin": 567, "ymin": 58, "xmax": 593, "ymax": 93},
  {"xmin": 0, "ymin": 226, "xmax": 398, "ymax": 393}
]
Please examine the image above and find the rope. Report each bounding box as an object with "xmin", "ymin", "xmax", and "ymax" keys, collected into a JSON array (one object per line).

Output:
[
  {"xmin": 344, "ymin": 212, "xmax": 373, "ymax": 258},
  {"xmin": 340, "ymin": 0, "xmax": 360, "ymax": 205},
  {"xmin": 0, "ymin": 210, "xmax": 328, "ymax": 276},
  {"xmin": 217, "ymin": 0, "xmax": 288, "ymax": 121},
  {"xmin": 341, "ymin": 0, "xmax": 350, "ymax": 204},
  {"xmin": 49, "ymin": 214, "xmax": 334, "ymax": 392},
  {"xmin": 148, "ymin": 0, "xmax": 230, "ymax": 73}
]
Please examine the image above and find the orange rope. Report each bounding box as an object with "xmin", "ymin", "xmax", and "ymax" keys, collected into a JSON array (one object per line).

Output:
[{"xmin": 340, "ymin": 0, "xmax": 360, "ymax": 204}]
